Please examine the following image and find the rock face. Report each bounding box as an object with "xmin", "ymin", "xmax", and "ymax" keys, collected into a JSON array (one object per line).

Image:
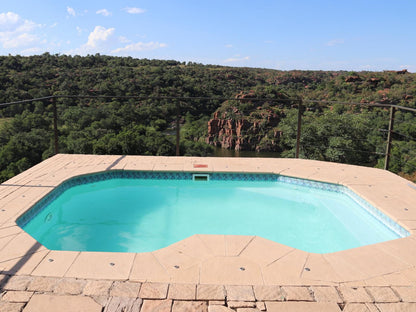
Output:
[
  {"xmin": 207, "ymin": 112, "xmax": 254, "ymax": 150},
  {"xmin": 206, "ymin": 94, "xmax": 284, "ymax": 152},
  {"xmin": 397, "ymin": 69, "xmax": 408, "ymax": 74},
  {"xmin": 345, "ymin": 76, "xmax": 362, "ymax": 83}
]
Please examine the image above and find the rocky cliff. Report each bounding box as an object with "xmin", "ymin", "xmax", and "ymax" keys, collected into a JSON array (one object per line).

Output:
[{"xmin": 206, "ymin": 89, "xmax": 288, "ymax": 152}]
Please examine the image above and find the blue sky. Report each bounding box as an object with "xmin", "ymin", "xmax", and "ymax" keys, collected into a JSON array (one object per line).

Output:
[{"xmin": 0, "ymin": 0, "xmax": 415, "ymax": 71}]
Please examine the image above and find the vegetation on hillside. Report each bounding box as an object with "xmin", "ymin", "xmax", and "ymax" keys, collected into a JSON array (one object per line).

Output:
[{"xmin": 0, "ymin": 53, "xmax": 415, "ymax": 182}]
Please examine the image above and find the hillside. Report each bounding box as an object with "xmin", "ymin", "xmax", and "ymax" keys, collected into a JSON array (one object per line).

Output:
[{"xmin": 0, "ymin": 53, "xmax": 415, "ymax": 182}]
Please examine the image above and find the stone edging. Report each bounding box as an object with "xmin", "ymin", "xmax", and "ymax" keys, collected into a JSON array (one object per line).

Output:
[{"xmin": 1, "ymin": 274, "xmax": 416, "ymax": 311}]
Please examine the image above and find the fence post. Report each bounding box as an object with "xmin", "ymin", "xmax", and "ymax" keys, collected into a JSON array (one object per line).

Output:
[
  {"xmin": 384, "ymin": 106, "xmax": 395, "ymax": 170},
  {"xmin": 295, "ymin": 97, "xmax": 303, "ymax": 158},
  {"xmin": 52, "ymin": 97, "xmax": 59, "ymax": 154},
  {"xmin": 175, "ymin": 101, "xmax": 180, "ymax": 156}
]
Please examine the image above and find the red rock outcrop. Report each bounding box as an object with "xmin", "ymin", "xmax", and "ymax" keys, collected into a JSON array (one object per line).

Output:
[
  {"xmin": 368, "ymin": 77, "xmax": 381, "ymax": 85},
  {"xmin": 345, "ymin": 76, "xmax": 361, "ymax": 83},
  {"xmin": 206, "ymin": 88, "xmax": 290, "ymax": 152},
  {"xmin": 235, "ymin": 90, "xmax": 257, "ymax": 101},
  {"xmin": 206, "ymin": 108, "xmax": 283, "ymax": 151}
]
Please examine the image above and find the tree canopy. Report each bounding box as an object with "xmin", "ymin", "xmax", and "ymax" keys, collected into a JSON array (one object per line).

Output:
[{"xmin": 0, "ymin": 53, "xmax": 415, "ymax": 182}]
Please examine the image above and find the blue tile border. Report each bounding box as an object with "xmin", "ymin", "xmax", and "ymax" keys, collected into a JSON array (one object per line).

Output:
[
  {"xmin": 278, "ymin": 175, "xmax": 410, "ymax": 238},
  {"xmin": 16, "ymin": 170, "xmax": 410, "ymax": 239},
  {"xmin": 210, "ymin": 172, "xmax": 276, "ymax": 181},
  {"xmin": 277, "ymin": 175, "xmax": 341, "ymax": 192},
  {"xmin": 17, "ymin": 170, "xmax": 277, "ymax": 227},
  {"xmin": 342, "ymin": 187, "xmax": 410, "ymax": 238}
]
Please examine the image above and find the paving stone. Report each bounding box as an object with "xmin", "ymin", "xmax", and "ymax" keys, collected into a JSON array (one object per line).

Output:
[
  {"xmin": 140, "ymin": 299, "xmax": 172, "ymax": 312},
  {"xmin": 91, "ymin": 295, "xmax": 109, "ymax": 307},
  {"xmin": 209, "ymin": 300, "xmax": 226, "ymax": 305},
  {"xmin": 311, "ymin": 286, "xmax": 342, "ymax": 303},
  {"xmin": 110, "ymin": 281, "xmax": 141, "ymax": 298},
  {"xmin": 82, "ymin": 280, "xmax": 113, "ymax": 297},
  {"xmin": 53, "ymin": 278, "xmax": 86, "ymax": 295},
  {"xmin": 376, "ymin": 302, "xmax": 416, "ymax": 312},
  {"xmin": 168, "ymin": 283, "xmax": 196, "ymax": 300},
  {"xmin": 228, "ymin": 301, "xmax": 256, "ymax": 309},
  {"xmin": 27, "ymin": 277, "xmax": 59, "ymax": 292},
  {"xmin": 172, "ymin": 300, "xmax": 208, "ymax": 312},
  {"xmin": 225, "ymin": 285, "xmax": 255, "ymax": 301},
  {"xmin": 64, "ymin": 250, "xmax": 134, "ymax": 280},
  {"xmin": 265, "ymin": 301, "xmax": 341, "ymax": 312},
  {"xmin": 208, "ymin": 306, "xmax": 234, "ymax": 312},
  {"xmin": 365, "ymin": 287, "xmax": 400, "ymax": 303},
  {"xmin": 2, "ymin": 276, "xmax": 33, "ymax": 291},
  {"xmin": 139, "ymin": 282, "xmax": 169, "ymax": 299},
  {"xmin": 0, "ymin": 301, "xmax": 25, "ymax": 312},
  {"xmin": 253, "ymin": 285, "xmax": 283, "ymax": 301},
  {"xmin": 103, "ymin": 297, "xmax": 142, "ymax": 312},
  {"xmin": 236, "ymin": 309, "xmax": 261, "ymax": 312},
  {"xmin": 1, "ymin": 290, "xmax": 33, "ymax": 302},
  {"xmin": 256, "ymin": 301, "xmax": 266, "ymax": 311},
  {"xmin": 0, "ymin": 226, "xmax": 22, "ymax": 239},
  {"xmin": 197, "ymin": 284, "xmax": 226, "ymax": 300},
  {"xmin": 337, "ymin": 286, "xmax": 374, "ymax": 303},
  {"xmin": 365, "ymin": 303, "xmax": 382, "ymax": 312},
  {"xmin": 343, "ymin": 303, "xmax": 373, "ymax": 312},
  {"xmin": 23, "ymin": 294, "xmax": 102, "ymax": 312},
  {"xmin": 392, "ymin": 286, "xmax": 416, "ymax": 302},
  {"xmin": 281, "ymin": 286, "xmax": 314, "ymax": 301}
]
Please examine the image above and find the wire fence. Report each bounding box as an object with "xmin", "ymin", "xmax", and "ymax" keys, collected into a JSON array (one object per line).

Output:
[{"xmin": 0, "ymin": 94, "xmax": 415, "ymax": 173}]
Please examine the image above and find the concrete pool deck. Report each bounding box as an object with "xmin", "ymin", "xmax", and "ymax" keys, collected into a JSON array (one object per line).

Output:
[{"xmin": 1, "ymin": 154, "xmax": 416, "ymax": 311}]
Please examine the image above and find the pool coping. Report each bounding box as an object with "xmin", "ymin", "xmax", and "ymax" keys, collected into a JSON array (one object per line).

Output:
[{"xmin": 1, "ymin": 154, "xmax": 416, "ymax": 287}]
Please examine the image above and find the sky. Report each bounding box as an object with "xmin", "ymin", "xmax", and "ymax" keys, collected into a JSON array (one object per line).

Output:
[{"xmin": 0, "ymin": 0, "xmax": 415, "ymax": 71}]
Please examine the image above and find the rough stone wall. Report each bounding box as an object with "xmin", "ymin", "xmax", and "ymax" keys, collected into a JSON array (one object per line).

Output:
[{"xmin": 206, "ymin": 109, "xmax": 282, "ymax": 152}]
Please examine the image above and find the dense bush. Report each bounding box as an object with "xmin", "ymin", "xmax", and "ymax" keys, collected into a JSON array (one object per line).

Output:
[{"xmin": 0, "ymin": 54, "xmax": 415, "ymax": 182}]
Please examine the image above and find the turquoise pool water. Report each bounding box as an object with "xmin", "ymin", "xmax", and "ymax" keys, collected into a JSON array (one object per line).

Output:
[{"xmin": 19, "ymin": 172, "xmax": 407, "ymax": 254}]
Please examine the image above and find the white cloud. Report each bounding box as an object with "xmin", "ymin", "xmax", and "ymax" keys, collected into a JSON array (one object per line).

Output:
[
  {"xmin": 86, "ymin": 26, "xmax": 115, "ymax": 48},
  {"xmin": 326, "ymin": 39, "xmax": 344, "ymax": 47},
  {"xmin": 360, "ymin": 64, "xmax": 373, "ymax": 70},
  {"xmin": 112, "ymin": 41, "xmax": 167, "ymax": 54},
  {"xmin": 67, "ymin": 7, "xmax": 76, "ymax": 17},
  {"xmin": 20, "ymin": 46, "xmax": 44, "ymax": 55},
  {"xmin": 68, "ymin": 26, "xmax": 116, "ymax": 55},
  {"xmin": 0, "ymin": 12, "xmax": 41, "ymax": 49},
  {"xmin": 3, "ymin": 33, "xmax": 38, "ymax": 48},
  {"xmin": 0, "ymin": 12, "xmax": 37, "ymax": 32},
  {"xmin": 119, "ymin": 36, "xmax": 131, "ymax": 43},
  {"xmin": 68, "ymin": 25, "xmax": 166, "ymax": 56},
  {"xmin": 225, "ymin": 44, "xmax": 233, "ymax": 48},
  {"xmin": 224, "ymin": 56, "xmax": 250, "ymax": 63},
  {"xmin": 0, "ymin": 12, "xmax": 19, "ymax": 28},
  {"xmin": 96, "ymin": 9, "xmax": 111, "ymax": 17},
  {"xmin": 123, "ymin": 7, "xmax": 146, "ymax": 14}
]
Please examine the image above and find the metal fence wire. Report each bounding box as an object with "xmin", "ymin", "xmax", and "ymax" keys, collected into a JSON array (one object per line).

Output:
[{"xmin": 0, "ymin": 94, "xmax": 415, "ymax": 172}]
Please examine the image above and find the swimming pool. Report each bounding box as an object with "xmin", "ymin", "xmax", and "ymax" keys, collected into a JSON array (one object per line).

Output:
[{"xmin": 17, "ymin": 171, "xmax": 409, "ymax": 254}]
